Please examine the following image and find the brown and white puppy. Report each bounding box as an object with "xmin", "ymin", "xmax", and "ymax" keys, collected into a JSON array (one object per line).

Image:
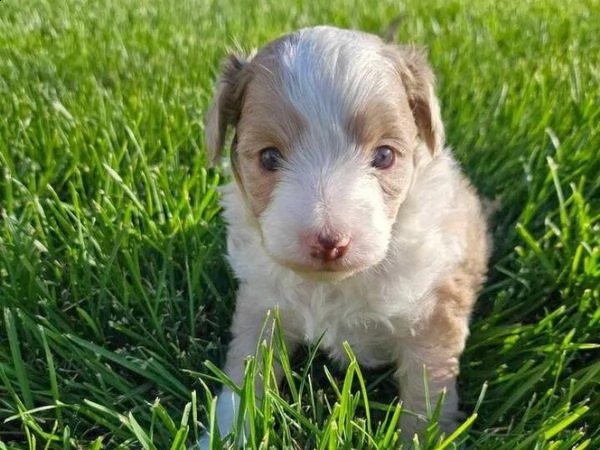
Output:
[{"xmin": 201, "ymin": 26, "xmax": 490, "ymax": 447}]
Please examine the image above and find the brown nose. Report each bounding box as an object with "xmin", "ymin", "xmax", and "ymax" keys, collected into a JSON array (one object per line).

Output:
[{"xmin": 307, "ymin": 233, "xmax": 351, "ymax": 262}]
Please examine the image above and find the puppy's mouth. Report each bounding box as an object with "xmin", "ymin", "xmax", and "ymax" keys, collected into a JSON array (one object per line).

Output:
[
  {"xmin": 260, "ymin": 228, "xmax": 389, "ymax": 282},
  {"xmin": 270, "ymin": 256, "xmax": 365, "ymax": 282}
]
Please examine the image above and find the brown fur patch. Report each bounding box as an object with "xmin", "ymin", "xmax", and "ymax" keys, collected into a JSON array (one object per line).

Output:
[
  {"xmin": 348, "ymin": 94, "xmax": 417, "ymax": 221},
  {"xmin": 348, "ymin": 99, "xmax": 416, "ymax": 152},
  {"xmin": 381, "ymin": 45, "xmax": 445, "ymax": 154},
  {"xmin": 205, "ymin": 54, "xmax": 253, "ymax": 165},
  {"xmin": 233, "ymin": 45, "xmax": 307, "ymax": 216},
  {"xmin": 426, "ymin": 177, "xmax": 489, "ymax": 348},
  {"xmin": 204, "ymin": 39, "xmax": 307, "ymax": 216},
  {"xmin": 397, "ymin": 177, "xmax": 489, "ymax": 435}
]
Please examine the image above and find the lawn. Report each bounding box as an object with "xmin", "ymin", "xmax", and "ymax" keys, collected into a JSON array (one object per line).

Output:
[{"xmin": 0, "ymin": 0, "xmax": 598, "ymax": 448}]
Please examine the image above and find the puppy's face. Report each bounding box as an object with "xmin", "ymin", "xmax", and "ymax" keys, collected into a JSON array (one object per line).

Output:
[{"xmin": 206, "ymin": 27, "xmax": 444, "ymax": 280}]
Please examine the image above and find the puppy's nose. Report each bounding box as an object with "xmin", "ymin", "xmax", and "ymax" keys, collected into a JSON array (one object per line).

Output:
[{"xmin": 306, "ymin": 232, "xmax": 351, "ymax": 262}]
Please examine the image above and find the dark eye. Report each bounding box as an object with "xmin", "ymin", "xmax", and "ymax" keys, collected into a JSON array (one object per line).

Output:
[
  {"xmin": 371, "ymin": 146, "xmax": 395, "ymax": 169},
  {"xmin": 260, "ymin": 147, "xmax": 283, "ymax": 171}
]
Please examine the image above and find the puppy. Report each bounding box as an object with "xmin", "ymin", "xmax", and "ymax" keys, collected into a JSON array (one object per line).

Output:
[{"xmin": 201, "ymin": 25, "xmax": 490, "ymax": 446}]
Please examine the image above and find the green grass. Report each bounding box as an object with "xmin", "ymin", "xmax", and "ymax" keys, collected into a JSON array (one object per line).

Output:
[{"xmin": 0, "ymin": 0, "xmax": 599, "ymax": 448}]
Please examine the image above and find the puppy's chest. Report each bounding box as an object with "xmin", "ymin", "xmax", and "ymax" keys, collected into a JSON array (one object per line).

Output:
[{"xmin": 286, "ymin": 285, "xmax": 404, "ymax": 367}]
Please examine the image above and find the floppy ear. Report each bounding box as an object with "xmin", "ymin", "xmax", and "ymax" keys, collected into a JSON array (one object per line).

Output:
[
  {"xmin": 204, "ymin": 54, "xmax": 251, "ymax": 166},
  {"xmin": 385, "ymin": 46, "xmax": 445, "ymax": 154}
]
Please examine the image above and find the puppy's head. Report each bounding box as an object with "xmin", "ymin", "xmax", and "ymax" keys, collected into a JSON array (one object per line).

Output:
[{"xmin": 206, "ymin": 26, "xmax": 444, "ymax": 281}]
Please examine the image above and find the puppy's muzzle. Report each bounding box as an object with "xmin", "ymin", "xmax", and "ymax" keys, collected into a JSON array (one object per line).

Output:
[{"xmin": 304, "ymin": 232, "xmax": 351, "ymax": 262}]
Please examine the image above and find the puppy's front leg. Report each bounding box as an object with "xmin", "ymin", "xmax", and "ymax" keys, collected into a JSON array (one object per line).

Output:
[
  {"xmin": 397, "ymin": 286, "xmax": 474, "ymax": 439},
  {"xmin": 199, "ymin": 284, "xmax": 297, "ymax": 449}
]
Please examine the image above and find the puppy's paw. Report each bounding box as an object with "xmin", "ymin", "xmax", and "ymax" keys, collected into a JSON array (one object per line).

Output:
[
  {"xmin": 194, "ymin": 388, "xmax": 242, "ymax": 449},
  {"xmin": 399, "ymin": 408, "xmax": 465, "ymax": 442},
  {"xmin": 399, "ymin": 411, "xmax": 427, "ymax": 441},
  {"xmin": 195, "ymin": 433, "xmax": 211, "ymax": 450},
  {"xmin": 438, "ymin": 408, "xmax": 466, "ymax": 435}
]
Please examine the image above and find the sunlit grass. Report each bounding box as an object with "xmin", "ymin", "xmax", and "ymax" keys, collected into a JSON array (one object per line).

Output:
[{"xmin": 0, "ymin": 0, "xmax": 598, "ymax": 448}]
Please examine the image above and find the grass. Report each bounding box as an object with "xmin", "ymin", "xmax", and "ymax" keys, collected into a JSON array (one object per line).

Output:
[{"xmin": 0, "ymin": 0, "xmax": 598, "ymax": 448}]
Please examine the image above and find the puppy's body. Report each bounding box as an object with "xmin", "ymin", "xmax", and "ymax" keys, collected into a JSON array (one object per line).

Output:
[
  {"xmin": 202, "ymin": 26, "xmax": 490, "ymax": 445},
  {"xmin": 223, "ymin": 150, "xmax": 482, "ymax": 364}
]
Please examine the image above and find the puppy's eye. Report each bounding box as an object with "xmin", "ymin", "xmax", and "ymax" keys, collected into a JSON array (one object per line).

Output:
[
  {"xmin": 260, "ymin": 147, "xmax": 283, "ymax": 171},
  {"xmin": 371, "ymin": 146, "xmax": 395, "ymax": 170}
]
